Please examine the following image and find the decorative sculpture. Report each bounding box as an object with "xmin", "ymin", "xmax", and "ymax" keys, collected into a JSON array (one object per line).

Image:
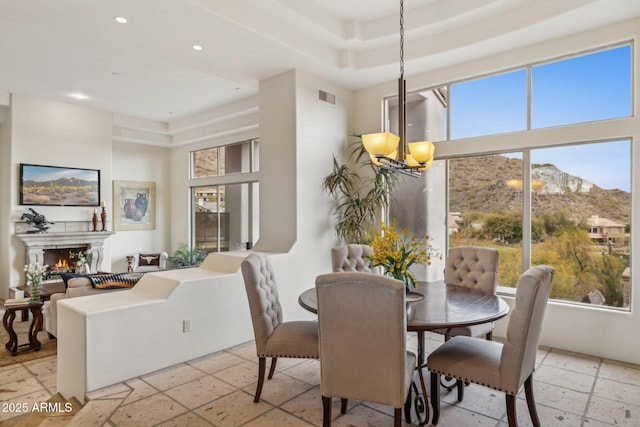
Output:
[{"xmin": 21, "ymin": 208, "xmax": 54, "ymax": 233}]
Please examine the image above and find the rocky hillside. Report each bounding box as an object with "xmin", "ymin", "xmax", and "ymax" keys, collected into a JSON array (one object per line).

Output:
[{"xmin": 449, "ymin": 155, "xmax": 630, "ymax": 224}]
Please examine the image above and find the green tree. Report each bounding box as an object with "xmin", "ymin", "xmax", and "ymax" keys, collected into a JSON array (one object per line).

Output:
[
  {"xmin": 597, "ymin": 253, "xmax": 625, "ymax": 307},
  {"xmin": 483, "ymin": 212, "xmax": 522, "ymax": 243}
]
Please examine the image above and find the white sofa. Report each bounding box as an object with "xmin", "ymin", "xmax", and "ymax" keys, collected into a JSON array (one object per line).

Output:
[
  {"xmin": 45, "ymin": 277, "xmax": 127, "ymax": 338},
  {"xmin": 56, "ymin": 253, "xmax": 254, "ymax": 403}
]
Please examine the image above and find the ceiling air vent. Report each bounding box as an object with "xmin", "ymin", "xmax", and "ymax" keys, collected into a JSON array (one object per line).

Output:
[{"xmin": 318, "ymin": 89, "xmax": 336, "ymax": 105}]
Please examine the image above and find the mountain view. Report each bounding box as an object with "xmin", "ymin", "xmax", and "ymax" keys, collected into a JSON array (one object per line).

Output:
[{"xmin": 449, "ymin": 154, "xmax": 630, "ymax": 225}]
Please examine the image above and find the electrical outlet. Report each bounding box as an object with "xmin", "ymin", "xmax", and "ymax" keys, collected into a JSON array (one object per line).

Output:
[{"xmin": 183, "ymin": 319, "xmax": 191, "ymax": 333}]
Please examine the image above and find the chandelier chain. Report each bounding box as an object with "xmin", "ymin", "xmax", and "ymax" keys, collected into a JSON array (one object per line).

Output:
[{"xmin": 400, "ymin": 0, "xmax": 404, "ymax": 76}]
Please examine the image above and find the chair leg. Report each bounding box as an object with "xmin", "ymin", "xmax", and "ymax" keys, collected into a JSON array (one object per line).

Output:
[
  {"xmin": 394, "ymin": 408, "xmax": 402, "ymax": 427},
  {"xmin": 506, "ymin": 394, "xmax": 518, "ymax": 427},
  {"xmin": 486, "ymin": 331, "xmax": 493, "ymax": 340},
  {"xmin": 430, "ymin": 372, "xmax": 441, "ymax": 425},
  {"xmin": 456, "ymin": 379, "xmax": 464, "ymax": 401},
  {"xmin": 322, "ymin": 396, "xmax": 332, "ymax": 427},
  {"xmin": 404, "ymin": 381, "xmax": 413, "ymax": 424},
  {"xmin": 268, "ymin": 357, "xmax": 278, "ymax": 379},
  {"xmin": 254, "ymin": 357, "xmax": 266, "ymax": 403},
  {"xmin": 524, "ymin": 374, "xmax": 541, "ymax": 427},
  {"xmin": 340, "ymin": 398, "xmax": 348, "ymax": 414}
]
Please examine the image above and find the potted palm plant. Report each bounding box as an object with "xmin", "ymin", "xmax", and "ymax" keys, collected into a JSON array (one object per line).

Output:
[
  {"xmin": 170, "ymin": 243, "xmax": 206, "ymax": 267},
  {"xmin": 322, "ymin": 137, "xmax": 402, "ymax": 243}
]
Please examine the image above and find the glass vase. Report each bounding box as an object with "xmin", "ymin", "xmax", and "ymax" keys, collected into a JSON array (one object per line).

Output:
[{"xmin": 29, "ymin": 279, "xmax": 41, "ymax": 303}]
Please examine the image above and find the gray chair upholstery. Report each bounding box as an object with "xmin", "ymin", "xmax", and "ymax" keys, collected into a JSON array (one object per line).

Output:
[
  {"xmin": 241, "ymin": 253, "xmax": 319, "ymax": 402},
  {"xmin": 428, "ymin": 265, "xmax": 554, "ymax": 427},
  {"xmin": 315, "ymin": 272, "xmax": 417, "ymax": 427},
  {"xmin": 330, "ymin": 244, "xmax": 377, "ymax": 273}
]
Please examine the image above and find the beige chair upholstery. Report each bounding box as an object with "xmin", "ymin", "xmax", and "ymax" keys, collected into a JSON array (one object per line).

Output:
[
  {"xmin": 432, "ymin": 246, "xmax": 500, "ymax": 398},
  {"xmin": 315, "ymin": 272, "xmax": 417, "ymax": 427},
  {"xmin": 428, "ymin": 265, "xmax": 554, "ymax": 426},
  {"xmin": 241, "ymin": 253, "xmax": 319, "ymax": 402},
  {"xmin": 435, "ymin": 246, "xmax": 499, "ymax": 340},
  {"xmin": 330, "ymin": 244, "xmax": 376, "ymax": 273}
]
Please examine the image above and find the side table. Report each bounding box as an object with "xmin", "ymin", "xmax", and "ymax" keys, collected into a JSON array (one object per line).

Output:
[
  {"xmin": 2, "ymin": 301, "xmax": 44, "ymax": 355},
  {"xmin": 17, "ymin": 281, "xmax": 65, "ymax": 321}
]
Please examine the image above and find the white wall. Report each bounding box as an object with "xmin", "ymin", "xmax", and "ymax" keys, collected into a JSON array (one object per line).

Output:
[
  {"xmin": 0, "ymin": 102, "xmax": 12, "ymax": 297},
  {"xmin": 256, "ymin": 69, "xmax": 354, "ymax": 318},
  {"xmin": 353, "ymin": 18, "xmax": 640, "ymax": 364},
  {"xmin": 2, "ymin": 95, "xmax": 174, "ymax": 298},
  {"xmin": 110, "ymin": 141, "xmax": 171, "ymax": 272},
  {"xmin": 6, "ymin": 95, "xmax": 113, "ymax": 297}
]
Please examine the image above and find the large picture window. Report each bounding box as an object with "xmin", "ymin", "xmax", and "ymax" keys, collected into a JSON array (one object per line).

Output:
[{"xmin": 387, "ymin": 43, "xmax": 633, "ymax": 309}]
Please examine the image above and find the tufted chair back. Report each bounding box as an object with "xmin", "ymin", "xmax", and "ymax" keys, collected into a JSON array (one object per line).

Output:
[
  {"xmin": 241, "ymin": 252, "xmax": 319, "ymax": 402},
  {"xmin": 241, "ymin": 253, "xmax": 283, "ymax": 355},
  {"xmin": 445, "ymin": 246, "xmax": 499, "ymax": 294},
  {"xmin": 331, "ymin": 244, "xmax": 377, "ymax": 273}
]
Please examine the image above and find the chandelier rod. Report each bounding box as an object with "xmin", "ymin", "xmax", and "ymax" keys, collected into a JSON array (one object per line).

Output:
[{"xmin": 397, "ymin": 0, "xmax": 407, "ymax": 162}]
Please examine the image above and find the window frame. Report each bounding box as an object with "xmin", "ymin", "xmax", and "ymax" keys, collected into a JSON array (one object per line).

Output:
[
  {"xmin": 384, "ymin": 42, "xmax": 634, "ymax": 310},
  {"xmin": 189, "ymin": 139, "xmax": 260, "ymax": 253}
]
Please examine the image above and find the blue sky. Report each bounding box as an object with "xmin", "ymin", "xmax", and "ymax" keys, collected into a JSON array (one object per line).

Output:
[
  {"xmin": 449, "ymin": 45, "xmax": 631, "ymax": 192},
  {"xmin": 22, "ymin": 165, "xmax": 98, "ymax": 183}
]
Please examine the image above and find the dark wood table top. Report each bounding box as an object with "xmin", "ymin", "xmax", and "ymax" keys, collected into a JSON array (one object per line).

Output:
[
  {"xmin": 19, "ymin": 281, "xmax": 65, "ymax": 302},
  {"xmin": 298, "ymin": 281, "xmax": 510, "ymax": 331}
]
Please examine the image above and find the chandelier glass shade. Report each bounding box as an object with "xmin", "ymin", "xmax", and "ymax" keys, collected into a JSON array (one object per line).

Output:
[{"xmin": 361, "ymin": 0, "xmax": 435, "ymax": 177}]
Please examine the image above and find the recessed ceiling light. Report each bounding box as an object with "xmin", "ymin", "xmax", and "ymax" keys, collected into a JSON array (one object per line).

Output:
[
  {"xmin": 69, "ymin": 93, "xmax": 89, "ymax": 100},
  {"xmin": 192, "ymin": 45, "xmax": 203, "ymax": 51},
  {"xmin": 114, "ymin": 16, "xmax": 128, "ymax": 24}
]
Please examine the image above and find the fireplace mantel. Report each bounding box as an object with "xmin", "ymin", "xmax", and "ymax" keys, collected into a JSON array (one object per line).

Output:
[{"xmin": 15, "ymin": 230, "xmax": 115, "ymax": 273}]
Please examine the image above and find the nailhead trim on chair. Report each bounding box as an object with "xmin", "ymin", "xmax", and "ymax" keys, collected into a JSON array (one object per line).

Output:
[
  {"xmin": 429, "ymin": 367, "xmax": 528, "ymax": 396},
  {"xmin": 258, "ymin": 353, "xmax": 317, "ymax": 358}
]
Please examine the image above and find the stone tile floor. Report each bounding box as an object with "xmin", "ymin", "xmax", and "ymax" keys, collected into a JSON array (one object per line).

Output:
[{"xmin": 2, "ymin": 332, "xmax": 640, "ymax": 426}]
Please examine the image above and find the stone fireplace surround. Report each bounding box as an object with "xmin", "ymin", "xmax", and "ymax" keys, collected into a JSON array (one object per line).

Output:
[{"xmin": 15, "ymin": 221, "xmax": 114, "ymax": 280}]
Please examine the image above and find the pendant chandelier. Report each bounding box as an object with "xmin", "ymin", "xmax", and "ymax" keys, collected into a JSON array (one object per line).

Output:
[{"xmin": 361, "ymin": 0, "xmax": 435, "ymax": 177}]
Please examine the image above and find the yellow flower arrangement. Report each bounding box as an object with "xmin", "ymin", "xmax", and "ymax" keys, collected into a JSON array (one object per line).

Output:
[{"xmin": 367, "ymin": 219, "xmax": 441, "ymax": 289}]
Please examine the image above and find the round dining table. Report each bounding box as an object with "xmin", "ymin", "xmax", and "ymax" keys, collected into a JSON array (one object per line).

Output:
[
  {"xmin": 299, "ymin": 280, "xmax": 509, "ymax": 350},
  {"xmin": 298, "ymin": 280, "xmax": 510, "ymax": 425}
]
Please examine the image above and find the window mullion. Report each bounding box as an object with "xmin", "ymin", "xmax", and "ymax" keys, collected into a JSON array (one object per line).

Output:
[{"xmin": 522, "ymin": 150, "xmax": 532, "ymax": 273}]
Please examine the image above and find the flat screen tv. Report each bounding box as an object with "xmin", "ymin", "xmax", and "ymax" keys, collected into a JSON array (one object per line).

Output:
[{"xmin": 20, "ymin": 163, "xmax": 100, "ymax": 207}]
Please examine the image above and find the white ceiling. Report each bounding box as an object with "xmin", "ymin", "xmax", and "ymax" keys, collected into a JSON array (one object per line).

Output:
[{"xmin": 1, "ymin": 0, "xmax": 639, "ymax": 122}]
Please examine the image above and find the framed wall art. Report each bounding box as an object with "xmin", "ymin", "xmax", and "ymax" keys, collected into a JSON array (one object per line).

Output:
[
  {"xmin": 20, "ymin": 163, "xmax": 101, "ymax": 206},
  {"xmin": 113, "ymin": 181, "xmax": 156, "ymax": 231}
]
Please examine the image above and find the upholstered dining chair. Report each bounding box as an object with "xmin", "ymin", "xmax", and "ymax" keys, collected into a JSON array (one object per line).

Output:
[
  {"xmin": 241, "ymin": 253, "xmax": 319, "ymax": 402},
  {"xmin": 428, "ymin": 265, "xmax": 554, "ymax": 427},
  {"xmin": 432, "ymin": 246, "xmax": 499, "ymax": 399},
  {"xmin": 330, "ymin": 244, "xmax": 377, "ymax": 273},
  {"xmin": 435, "ymin": 246, "xmax": 500, "ymax": 340},
  {"xmin": 315, "ymin": 272, "xmax": 418, "ymax": 427}
]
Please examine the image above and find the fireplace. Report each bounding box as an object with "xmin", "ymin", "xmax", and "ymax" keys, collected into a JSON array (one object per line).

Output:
[
  {"xmin": 43, "ymin": 246, "xmax": 88, "ymax": 279},
  {"xmin": 15, "ymin": 223, "xmax": 114, "ymax": 284}
]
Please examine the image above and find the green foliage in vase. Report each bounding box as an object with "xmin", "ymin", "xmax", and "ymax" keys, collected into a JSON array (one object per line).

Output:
[
  {"xmin": 322, "ymin": 138, "xmax": 402, "ymax": 243},
  {"xmin": 170, "ymin": 243, "xmax": 206, "ymax": 267}
]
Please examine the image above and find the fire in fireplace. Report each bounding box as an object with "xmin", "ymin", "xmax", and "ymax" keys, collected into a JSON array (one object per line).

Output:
[{"xmin": 43, "ymin": 246, "xmax": 88, "ymax": 279}]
